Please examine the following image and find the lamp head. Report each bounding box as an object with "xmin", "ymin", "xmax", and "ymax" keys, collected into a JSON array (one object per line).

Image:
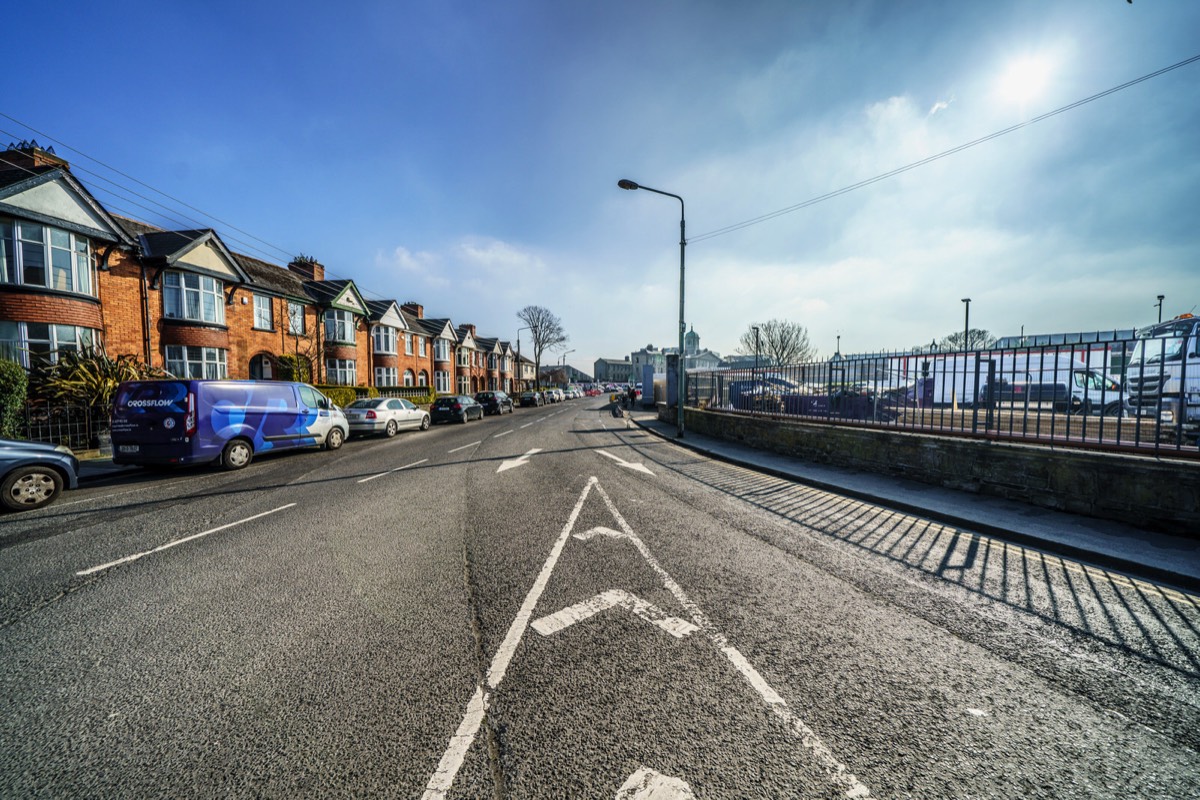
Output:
[{"xmin": 617, "ymin": 179, "xmax": 640, "ymax": 190}]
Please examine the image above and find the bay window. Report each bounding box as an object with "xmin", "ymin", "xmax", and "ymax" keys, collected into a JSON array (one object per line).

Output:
[
  {"xmin": 324, "ymin": 309, "xmax": 355, "ymax": 343},
  {"xmin": 434, "ymin": 370, "xmax": 451, "ymax": 394},
  {"xmin": 375, "ymin": 366, "xmax": 398, "ymax": 387},
  {"xmin": 0, "ymin": 321, "xmax": 97, "ymax": 367},
  {"xmin": 373, "ymin": 325, "xmax": 397, "ymax": 354},
  {"xmin": 325, "ymin": 358, "xmax": 357, "ymax": 385},
  {"xmin": 1, "ymin": 217, "xmax": 93, "ymax": 295},
  {"xmin": 434, "ymin": 338, "xmax": 450, "ymax": 361},
  {"xmin": 166, "ymin": 345, "xmax": 227, "ymax": 379},
  {"xmin": 164, "ymin": 271, "xmax": 224, "ymax": 324}
]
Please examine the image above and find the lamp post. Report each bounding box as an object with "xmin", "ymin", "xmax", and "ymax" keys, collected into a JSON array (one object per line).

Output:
[
  {"xmin": 561, "ymin": 349, "xmax": 575, "ymax": 386},
  {"xmin": 752, "ymin": 325, "xmax": 761, "ymax": 399},
  {"xmin": 619, "ymin": 178, "xmax": 686, "ymax": 438},
  {"xmin": 961, "ymin": 298, "xmax": 971, "ymax": 351},
  {"xmin": 1156, "ymin": 295, "xmax": 1165, "ymax": 324},
  {"xmin": 516, "ymin": 326, "xmax": 532, "ymax": 392}
]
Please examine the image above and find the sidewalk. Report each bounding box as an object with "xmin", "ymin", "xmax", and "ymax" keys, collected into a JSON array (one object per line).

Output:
[
  {"xmin": 627, "ymin": 408, "xmax": 1200, "ymax": 594},
  {"xmin": 77, "ymin": 456, "xmax": 140, "ymax": 483}
]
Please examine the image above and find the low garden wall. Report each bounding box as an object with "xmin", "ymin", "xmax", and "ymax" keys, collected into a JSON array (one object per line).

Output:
[{"xmin": 675, "ymin": 406, "xmax": 1200, "ymax": 535}]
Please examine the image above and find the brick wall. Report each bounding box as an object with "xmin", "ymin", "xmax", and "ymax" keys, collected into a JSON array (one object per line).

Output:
[
  {"xmin": 681, "ymin": 407, "xmax": 1200, "ymax": 536},
  {"xmin": 0, "ymin": 292, "xmax": 103, "ymax": 329}
]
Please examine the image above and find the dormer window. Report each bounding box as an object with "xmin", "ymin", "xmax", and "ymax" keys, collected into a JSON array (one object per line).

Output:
[
  {"xmin": 1, "ymin": 218, "xmax": 93, "ymax": 295},
  {"xmin": 163, "ymin": 271, "xmax": 224, "ymax": 324}
]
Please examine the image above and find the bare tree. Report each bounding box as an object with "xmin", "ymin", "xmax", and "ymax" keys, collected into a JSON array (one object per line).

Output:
[
  {"xmin": 517, "ymin": 305, "xmax": 568, "ymax": 388},
  {"xmin": 938, "ymin": 328, "xmax": 997, "ymax": 352},
  {"xmin": 737, "ymin": 319, "xmax": 816, "ymax": 366}
]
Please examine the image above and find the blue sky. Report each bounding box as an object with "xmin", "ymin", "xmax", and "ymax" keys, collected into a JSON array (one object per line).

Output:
[{"xmin": 6, "ymin": 1, "xmax": 1198, "ymax": 370}]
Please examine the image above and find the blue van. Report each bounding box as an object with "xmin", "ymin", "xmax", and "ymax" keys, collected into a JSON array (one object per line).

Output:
[{"xmin": 110, "ymin": 380, "xmax": 349, "ymax": 470}]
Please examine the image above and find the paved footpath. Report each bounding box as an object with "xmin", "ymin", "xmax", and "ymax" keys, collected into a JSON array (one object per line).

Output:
[{"xmin": 626, "ymin": 407, "xmax": 1200, "ymax": 594}]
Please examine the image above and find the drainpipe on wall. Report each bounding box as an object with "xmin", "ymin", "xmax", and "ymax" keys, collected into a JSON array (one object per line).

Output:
[{"xmin": 139, "ymin": 263, "xmax": 152, "ymax": 365}]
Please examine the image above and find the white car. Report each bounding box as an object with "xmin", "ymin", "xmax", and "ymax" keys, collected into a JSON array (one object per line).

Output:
[{"xmin": 345, "ymin": 397, "xmax": 431, "ymax": 437}]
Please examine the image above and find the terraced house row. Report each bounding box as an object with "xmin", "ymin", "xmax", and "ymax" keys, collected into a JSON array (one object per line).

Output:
[{"xmin": 0, "ymin": 143, "xmax": 535, "ymax": 395}]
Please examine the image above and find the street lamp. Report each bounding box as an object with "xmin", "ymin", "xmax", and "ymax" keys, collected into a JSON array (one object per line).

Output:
[
  {"xmin": 752, "ymin": 325, "xmax": 761, "ymax": 398},
  {"xmin": 1157, "ymin": 294, "xmax": 1165, "ymax": 324},
  {"xmin": 560, "ymin": 349, "xmax": 575, "ymax": 386},
  {"xmin": 618, "ymin": 178, "xmax": 686, "ymax": 438},
  {"xmin": 961, "ymin": 298, "xmax": 971, "ymax": 351},
  {"xmin": 516, "ymin": 326, "xmax": 532, "ymax": 392}
]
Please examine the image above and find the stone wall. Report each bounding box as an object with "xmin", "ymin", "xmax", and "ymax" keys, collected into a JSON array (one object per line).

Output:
[{"xmin": 678, "ymin": 407, "xmax": 1200, "ymax": 535}]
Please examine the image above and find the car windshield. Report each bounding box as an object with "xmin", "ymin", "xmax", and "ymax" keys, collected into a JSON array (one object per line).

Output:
[{"xmin": 348, "ymin": 399, "xmax": 384, "ymax": 409}]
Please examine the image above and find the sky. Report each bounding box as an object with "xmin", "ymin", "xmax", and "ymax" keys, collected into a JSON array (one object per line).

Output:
[{"xmin": 5, "ymin": 0, "xmax": 1199, "ymax": 372}]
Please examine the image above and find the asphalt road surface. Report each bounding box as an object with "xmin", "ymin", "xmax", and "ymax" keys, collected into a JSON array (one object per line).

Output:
[{"xmin": 2, "ymin": 398, "xmax": 1197, "ymax": 798}]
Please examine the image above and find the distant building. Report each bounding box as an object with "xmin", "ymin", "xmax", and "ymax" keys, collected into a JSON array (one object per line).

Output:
[
  {"xmin": 593, "ymin": 356, "xmax": 633, "ymax": 384},
  {"xmin": 631, "ymin": 344, "xmax": 667, "ymax": 376}
]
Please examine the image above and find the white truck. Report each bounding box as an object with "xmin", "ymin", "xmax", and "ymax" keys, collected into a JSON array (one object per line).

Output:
[
  {"xmin": 907, "ymin": 351, "xmax": 1119, "ymax": 413},
  {"xmin": 1124, "ymin": 313, "xmax": 1200, "ymax": 444}
]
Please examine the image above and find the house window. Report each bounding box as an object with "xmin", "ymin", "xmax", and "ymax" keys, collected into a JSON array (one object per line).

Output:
[
  {"xmin": 375, "ymin": 366, "xmax": 398, "ymax": 387},
  {"xmin": 325, "ymin": 358, "xmax": 357, "ymax": 385},
  {"xmin": 488, "ymin": 354, "xmax": 498, "ymax": 370},
  {"xmin": 434, "ymin": 370, "xmax": 451, "ymax": 394},
  {"xmin": 166, "ymin": 345, "xmax": 227, "ymax": 379},
  {"xmin": 418, "ymin": 336, "xmax": 427, "ymax": 357},
  {"xmin": 434, "ymin": 338, "xmax": 450, "ymax": 361},
  {"xmin": 287, "ymin": 301, "xmax": 306, "ymax": 334},
  {"xmin": 403, "ymin": 369, "xmax": 415, "ymax": 387},
  {"xmin": 404, "ymin": 333, "xmax": 413, "ymax": 355},
  {"xmin": 373, "ymin": 325, "xmax": 397, "ymax": 354},
  {"xmin": 163, "ymin": 272, "xmax": 225, "ymax": 324},
  {"xmin": 0, "ymin": 321, "xmax": 97, "ymax": 367},
  {"xmin": 253, "ymin": 295, "xmax": 273, "ymax": 330},
  {"xmin": 324, "ymin": 309, "xmax": 355, "ymax": 343},
  {"xmin": 457, "ymin": 375, "xmax": 470, "ymax": 394},
  {"xmin": 0, "ymin": 218, "xmax": 93, "ymax": 295},
  {"xmin": 418, "ymin": 370, "xmax": 429, "ymax": 387},
  {"xmin": 457, "ymin": 348, "xmax": 470, "ymax": 368}
]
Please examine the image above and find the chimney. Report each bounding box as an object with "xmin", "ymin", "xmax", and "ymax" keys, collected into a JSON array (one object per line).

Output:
[
  {"xmin": 1, "ymin": 141, "xmax": 70, "ymax": 172},
  {"xmin": 288, "ymin": 255, "xmax": 325, "ymax": 281},
  {"xmin": 401, "ymin": 302, "xmax": 424, "ymax": 319},
  {"xmin": 465, "ymin": 324, "xmax": 476, "ymax": 336}
]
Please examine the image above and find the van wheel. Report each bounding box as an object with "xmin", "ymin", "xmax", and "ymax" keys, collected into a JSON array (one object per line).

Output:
[
  {"xmin": 222, "ymin": 439, "xmax": 253, "ymax": 471},
  {"xmin": 326, "ymin": 427, "xmax": 345, "ymax": 451},
  {"xmin": 385, "ymin": 420, "xmax": 398, "ymax": 437}
]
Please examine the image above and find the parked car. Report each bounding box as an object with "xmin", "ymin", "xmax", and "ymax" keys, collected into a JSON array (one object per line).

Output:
[
  {"xmin": 519, "ymin": 391, "xmax": 544, "ymax": 407},
  {"xmin": 345, "ymin": 397, "xmax": 431, "ymax": 436},
  {"xmin": 0, "ymin": 438, "xmax": 80, "ymax": 512},
  {"xmin": 430, "ymin": 395, "xmax": 485, "ymax": 424},
  {"xmin": 111, "ymin": 380, "xmax": 348, "ymax": 471},
  {"xmin": 475, "ymin": 391, "xmax": 514, "ymax": 415}
]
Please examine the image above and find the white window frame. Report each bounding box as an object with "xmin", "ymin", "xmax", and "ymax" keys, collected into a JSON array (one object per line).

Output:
[
  {"xmin": 403, "ymin": 369, "xmax": 415, "ymax": 387},
  {"xmin": 457, "ymin": 347, "xmax": 470, "ymax": 368},
  {"xmin": 457, "ymin": 375, "xmax": 470, "ymax": 394},
  {"xmin": 0, "ymin": 321, "xmax": 97, "ymax": 367},
  {"xmin": 1, "ymin": 218, "xmax": 93, "ymax": 295},
  {"xmin": 404, "ymin": 333, "xmax": 413, "ymax": 355},
  {"xmin": 434, "ymin": 338, "xmax": 450, "ymax": 361},
  {"xmin": 166, "ymin": 345, "xmax": 227, "ymax": 379},
  {"xmin": 418, "ymin": 370, "xmax": 429, "ymax": 387},
  {"xmin": 373, "ymin": 325, "xmax": 397, "ymax": 354},
  {"xmin": 325, "ymin": 357, "xmax": 357, "ymax": 385},
  {"xmin": 163, "ymin": 271, "xmax": 225, "ymax": 324},
  {"xmin": 374, "ymin": 366, "xmax": 398, "ymax": 387},
  {"xmin": 324, "ymin": 309, "xmax": 355, "ymax": 343},
  {"xmin": 434, "ymin": 370, "xmax": 451, "ymax": 394},
  {"xmin": 287, "ymin": 301, "xmax": 306, "ymax": 335},
  {"xmin": 419, "ymin": 336, "xmax": 427, "ymax": 357},
  {"xmin": 253, "ymin": 295, "xmax": 273, "ymax": 330}
]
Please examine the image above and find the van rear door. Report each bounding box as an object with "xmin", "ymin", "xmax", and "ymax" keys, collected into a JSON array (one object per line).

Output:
[{"xmin": 111, "ymin": 381, "xmax": 193, "ymax": 464}]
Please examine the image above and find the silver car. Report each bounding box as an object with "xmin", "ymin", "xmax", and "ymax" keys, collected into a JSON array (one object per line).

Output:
[{"xmin": 345, "ymin": 397, "xmax": 431, "ymax": 437}]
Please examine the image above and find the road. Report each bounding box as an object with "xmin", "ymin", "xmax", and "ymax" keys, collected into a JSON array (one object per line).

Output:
[{"xmin": 1, "ymin": 398, "xmax": 1197, "ymax": 798}]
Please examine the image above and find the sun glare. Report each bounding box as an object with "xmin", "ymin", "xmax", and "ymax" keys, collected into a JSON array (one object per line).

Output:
[{"xmin": 996, "ymin": 55, "xmax": 1053, "ymax": 106}]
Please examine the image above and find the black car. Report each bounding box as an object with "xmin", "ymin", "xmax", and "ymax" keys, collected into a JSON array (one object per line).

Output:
[
  {"xmin": 429, "ymin": 395, "xmax": 485, "ymax": 424},
  {"xmin": 475, "ymin": 391, "xmax": 514, "ymax": 415},
  {"xmin": 519, "ymin": 391, "xmax": 544, "ymax": 407}
]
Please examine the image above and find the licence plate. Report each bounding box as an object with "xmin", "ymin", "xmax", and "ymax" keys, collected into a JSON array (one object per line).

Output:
[{"xmin": 118, "ymin": 444, "xmax": 140, "ymax": 454}]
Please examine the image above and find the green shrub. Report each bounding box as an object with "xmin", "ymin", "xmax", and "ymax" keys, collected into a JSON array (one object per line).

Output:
[
  {"xmin": 27, "ymin": 351, "xmax": 167, "ymax": 409},
  {"xmin": 275, "ymin": 354, "xmax": 313, "ymax": 382},
  {"xmin": 0, "ymin": 360, "xmax": 28, "ymax": 438},
  {"xmin": 314, "ymin": 385, "xmax": 359, "ymax": 408}
]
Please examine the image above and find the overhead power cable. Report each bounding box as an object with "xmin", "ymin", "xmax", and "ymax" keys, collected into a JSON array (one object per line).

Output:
[{"xmin": 688, "ymin": 52, "xmax": 1200, "ymax": 244}]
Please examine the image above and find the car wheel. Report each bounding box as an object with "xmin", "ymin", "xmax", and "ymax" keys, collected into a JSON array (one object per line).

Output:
[
  {"xmin": 326, "ymin": 427, "xmax": 345, "ymax": 450},
  {"xmin": 222, "ymin": 439, "xmax": 253, "ymax": 471},
  {"xmin": 385, "ymin": 420, "xmax": 398, "ymax": 437},
  {"xmin": 1, "ymin": 466, "xmax": 64, "ymax": 511},
  {"xmin": 420, "ymin": 415, "xmax": 431, "ymax": 430},
  {"xmin": 460, "ymin": 411, "xmax": 469, "ymax": 424}
]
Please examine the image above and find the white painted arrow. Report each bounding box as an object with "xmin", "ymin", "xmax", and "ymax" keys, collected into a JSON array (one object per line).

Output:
[
  {"xmin": 616, "ymin": 766, "xmax": 696, "ymax": 799},
  {"xmin": 531, "ymin": 589, "xmax": 698, "ymax": 639},
  {"xmin": 573, "ymin": 525, "xmax": 628, "ymax": 542},
  {"xmin": 497, "ymin": 448, "xmax": 542, "ymax": 473},
  {"xmin": 597, "ymin": 449, "xmax": 655, "ymax": 475}
]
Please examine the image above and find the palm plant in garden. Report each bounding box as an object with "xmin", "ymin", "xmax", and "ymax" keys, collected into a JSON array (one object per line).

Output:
[{"xmin": 27, "ymin": 351, "xmax": 168, "ymax": 409}]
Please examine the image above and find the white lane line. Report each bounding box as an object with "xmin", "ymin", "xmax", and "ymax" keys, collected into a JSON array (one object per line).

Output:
[
  {"xmin": 423, "ymin": 477, "xmax": 597, "ymax": 799},
  {"xmin": 493, "ymin": 430, "xmax": 513, "ymax": 438},
  {"xmin": 520, "ymin": 422, "xmax": 533, "ymax": 429},
  {"xmin": 590, "ymin": 482, "xmax": 873, "ymax": 799},
  {"xmin": 77, "ymin": 504, "xmax": 296, "ymax": 577},
  {"xmin": 447, "ymin": 441, "xmax": 482, "ymax": 454},
  {"xmin": 358, "ymin": 459, "xmax": 428, "ymax": 483}
]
